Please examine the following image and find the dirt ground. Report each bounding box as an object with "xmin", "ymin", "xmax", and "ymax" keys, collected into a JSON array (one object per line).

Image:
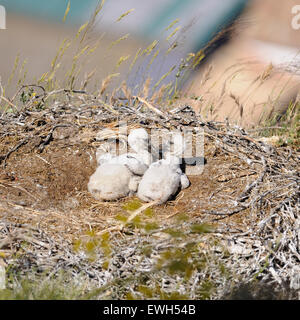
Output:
[{"xmin": 0, "ymin": 121, "xmax": 253, "ymax": 237}]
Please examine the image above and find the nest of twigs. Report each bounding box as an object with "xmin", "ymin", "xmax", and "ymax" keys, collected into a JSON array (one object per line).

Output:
[{"xmin": 0, "ymin": 86, "xmax": 299, "ymax": 299}]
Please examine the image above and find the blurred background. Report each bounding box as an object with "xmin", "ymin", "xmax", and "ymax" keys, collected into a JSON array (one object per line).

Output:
[{"xmin": 0, "ymin": 0, "xmax": 299, "ymax": 126}]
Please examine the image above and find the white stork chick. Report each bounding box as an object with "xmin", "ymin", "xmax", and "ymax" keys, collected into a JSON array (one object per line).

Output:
[
  {"xmin": 164, "ymin": 133, "xmax": 190, "ymax": 190},
  {"xmin": 137, "ymin": 130, "xmax": 190, "ymax": 204},
  {"xmin": 137, "ymin": 155, "xmax": 190, "ymax": 204},
  {"xmin": 97, "ymin": 128, "xmax": 151, "ymax": 174},
  {"xmin": 127, "ymin": 128, "xmax": 153, "ymax": 166},
  {"xmin": 88, "ymin": 128, "xmax": 152, "ymax": 200},
  {"xmin": 88, "ymin": 163, "xmax": 138, "ymax": 200}
]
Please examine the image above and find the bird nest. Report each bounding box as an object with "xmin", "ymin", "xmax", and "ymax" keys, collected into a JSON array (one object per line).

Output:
[{"xmin": 0, "ymin": 87, "xmax": 299, "ymax": 299}]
